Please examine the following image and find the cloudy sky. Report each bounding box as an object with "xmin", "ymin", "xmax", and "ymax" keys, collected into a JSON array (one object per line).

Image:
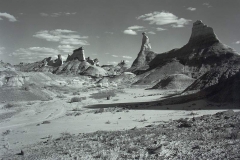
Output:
[{"xmin": 0, "ymin": 0, "xmax": 240, "ymax": 65}]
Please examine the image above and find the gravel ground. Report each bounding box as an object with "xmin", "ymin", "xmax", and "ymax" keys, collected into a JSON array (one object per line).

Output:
[{"xmin": 1, "ymin": 110, "xmax": 240, "ymax": 160}]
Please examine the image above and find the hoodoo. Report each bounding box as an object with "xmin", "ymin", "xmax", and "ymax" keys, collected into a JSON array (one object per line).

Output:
[
  {"xmin": 130, "ymin": 32, "xmax": 157, "ymax": 71},
  {"xmin": 66, "ymin": 47, "xmax": 86, "ymax": 61}
]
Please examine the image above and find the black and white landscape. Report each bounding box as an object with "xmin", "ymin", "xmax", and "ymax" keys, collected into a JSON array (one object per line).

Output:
[{"xmin": 0, "ymin": 1, "xmax": 240, "ymax": 159}]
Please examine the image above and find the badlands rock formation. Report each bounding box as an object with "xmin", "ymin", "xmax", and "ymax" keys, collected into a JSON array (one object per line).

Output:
[
  {"xmin": 66, "ymin": 47, "xmax": 85, "ymax": 61},
  {"xmin": 152, "ymin": 74, "xmax": 195, "ymax": 90},
  {"xmin": 201, "ymin": 70, "xmax": 240, "ymax": 103},
  {"xmin": 16, "ymin": 47, "xmax": 109, "ymax": 77},
  {"xmin": 131, "ymin": 20, "xmax": 240, "ymax": 90},
  {"xmin": 47, "ymin": 54, "xmax": 63, "ymax": 67},
  {"xmin": 130, "ymin": 32, "xmax": 157, "ymax": 72},
  {"xmin": 102, "ymin": 60, "xmax": 129, "ymax": 75}
]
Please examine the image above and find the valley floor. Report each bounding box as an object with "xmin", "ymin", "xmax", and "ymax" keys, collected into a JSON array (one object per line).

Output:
[{"xmin": 0, "ymin": 84, "xmax": 239, "ymax": 159}]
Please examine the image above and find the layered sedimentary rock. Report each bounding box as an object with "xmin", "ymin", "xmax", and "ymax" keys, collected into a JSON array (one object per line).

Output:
[
  {"xmin": 131, "ymin": 20, "xmax": 240, "ymax": 90},
  {"xmin": 66, "ymin": 47, "xmax": 85, "ymax": 61},
  {"xmin": 47, "ymin": 54, "xmax": 63, "ymax": 67},
  {"xmin": 152, "ymin": 74, "xmax": 195, "ymax": 90},
  {"xmin": 130, "ymin": 32, "xmax": 157, "ymax": 72}
]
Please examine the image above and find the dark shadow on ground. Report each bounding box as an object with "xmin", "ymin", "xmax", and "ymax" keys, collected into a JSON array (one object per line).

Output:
[{"xmin": 84, "ymin": 92, "xmax": 240, "ymax": 110}]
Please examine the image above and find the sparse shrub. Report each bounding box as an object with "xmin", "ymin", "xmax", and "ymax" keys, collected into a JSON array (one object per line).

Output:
[
  {"xmin": 72, "ymin": 107, "xmax": 82, "ymax": 111},
  {"xmin": 70, "ymin": 96, "xmax": 86, "ymax": 103},
  {"xmin": 22, "ymin": 86, "xmax": 30, "ymax": 91},
  {"xmin": 138, "ymin": 118, "xmax": 147, "ymax": 122},
  {"xmin": 2, "ymin": 130, "xmax": 11, "ymax": 136},
  {"xmin": 96, "ymin": 83, "xmax": 103, "ymax": 87},
  {"xmin": 56, "ymin": 94, "xmax": 67, "ymax": 98},
  {"xmin": 42, "ymin": 121, "xmax": 50, "ymax": 124},
  {"xmin": 81, "ymin": 96, "xmax": 87, "ymax": 100},
  {"xmin": 81, "ymin": 88, "xmax": 89, "ymax": 92},
  {"xmin": 27, "ymin": 102, "xmax": 35, "ymax": 105},
  {"xmin": 94, "ymin": 108, "xmax": 104, "ymax": 114},
  {"xmin": 90, "ymin": 89, "xmax": 124, "ymax": 99},
  {"xmin": 3, "ymin": 103, "xmax": 21, "ymax": 109},
  {"xmin": 73, "ymin": 92, "xmax": 80, "ymax": 95},
  {"xmin": 105, "ymin": 120, "xmax": 111, "ymax": 124},
  {"xmin": 70, "ymin": 97, "xmax": 82, "ymax": 103},
  {"xmin": 63, "ymin": 91, "xmax": 69, "ymax": 94},
  {"xmin": 82, "ymin": 82, "xmax": 89, "ymax": 85}
]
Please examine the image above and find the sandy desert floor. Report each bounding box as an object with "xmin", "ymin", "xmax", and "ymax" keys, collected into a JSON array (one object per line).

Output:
[{"xmin": 0, "ymin": 78, "xmax": 239, "ymax": 158}]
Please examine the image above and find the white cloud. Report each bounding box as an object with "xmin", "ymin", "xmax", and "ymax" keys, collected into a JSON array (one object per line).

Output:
[
  {"xmin": 123, "ymin": 29, "xmax": 137, "ymax": 35},
  {"xmin": 112, "ymin": 55, "xmax": 118, "ymax": 57},
  {"xmin": 40, "ymin": 12, "xmax": 77, "ymax": 17},
  {"xmin": 105, "ymin": 31, "xmax": 114, "ymax": 34},
  {"xmin": 156, "ymin": 27, "xmax": 167, "ymax": 31},
  {"xmin": 105, "ymin": 53, "xmax": 110, "ymax": 54},
  {"xmin": 0, "ymin": 47, "xmax": 5, "ymax": 55},
  {"xmin": 58, "ymin": 45, "xmax": 76, "ymax": 53},
  {"xmin": 60, "ymin": 38, "xmax": 89, "ymax": 45},
  {"xmin": 33, "ymin": 29, "xmax": 89, "ymax": 45},
  {"xmin": 122, "ymin": 56, "xmax": 132, "ymax": 59},
  {"xmin": 33, "ymin": 30, "xmax": 60, "ymax": 42},
  {"xmin": 203, "ymin": 3, "xmax": 212, "ymax": 8},
  {"xmin": 54, "ymin": 29, "xmax": 76, "ymax": 33},
  {"xmin": 137, "ymin": 11, "xmax": 191, "ymax": 28},
  {"xmin": 236, "ymin": 41, "xmax": 240, "ymax": 44},
  {"xmin": 187, "ymin": 7, "xmax": 196, "ymax": 11},
  {"xmin": 123, "ymin": 25, "xmax": 146, "ymax": 35},
  {"xmin": 29, "ymin": 47, "xmax": 58, "ymax": 53},
  {"xmin": 0, "ymin": 12, "xmax": 17, "ymax": 22},
  {"xmin": 40, "ymin": 13, "xmax": 48, "ymax": 17},
  {"xmin": 127, "ymin": 25, "xmax": 145, "ymax": 30},
  {"xmin": 148, "ymin": 31, "xmax": 156, "ymax": 34},
  {"xmin": 11, "ymin": 47, "xmax": 60, "ymax": 62},
  {"xmin": 65, "ymin": 12, "xmax": 76, "ymax": 15},
  {"xmin": 107, "ymin": 61, "xmax": 118, "ymax": 65}
]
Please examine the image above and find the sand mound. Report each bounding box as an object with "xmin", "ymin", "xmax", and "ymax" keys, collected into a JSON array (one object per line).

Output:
[
  {"xmin": 97, "ymin": 72, "xmax": 136, "ymax": 86},
  {"xmin": 152, "ymin": 74, "xmax": 195, "ymax": 90},
  {"xmin": 81, "ymin": 65, "xmax": 108, "ymax": 77}
]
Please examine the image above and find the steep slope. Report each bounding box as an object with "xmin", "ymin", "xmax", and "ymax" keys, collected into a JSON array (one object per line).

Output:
[
  {"xmin": 132, "ymin": 20, "xmax": 240, "ymax": 89},
  {"xmin": 152, "ymin": 74, "xmax": 195, "ymax": 90},
  {"xmin": 201, "ymin": 70, "xmax": 240, "ymax": 103},
  {"xmin": 130, "ymin": 51, "xmax": 157, "ymax": 72},
  {"xmin": 129, "ymin": 32, "xmax": 157, "ymax": 72}
]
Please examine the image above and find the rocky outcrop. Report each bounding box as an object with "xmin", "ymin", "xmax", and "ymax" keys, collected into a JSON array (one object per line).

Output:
[
  {"xmin": 130, "ymin": 33, "xmax": 157, "ymax": 72},
  {"xmin": 4, "ymin": 76, "xmax": 25, "ymax": 87},
  {"xmin": 66, "ymin": 47, "xmax": 85, "ymax": 61},
  {"xmin": 187, "ymin": 20, "xmax": 219, "ymax": 47},
  {"xmin": 81, "ymin": 65, "xmax": 108, "ymax": 77},
  {"xmin": 0, "ymin": 60, "xmax": 15, "ymax": 71},
  {"xmin": 47, "ymin": 54, "xmax": 63, "ymax": 67},
  {"xmin": 200, "ymin": 70, "xmax": 240, "ymax": 103},
  {"xmin": 102, "ymin": 60, "xmax": 130, "ymax": 75},
  {"xmin": 132, "ymin": 20, "xmax": 240, "ymax": 90},
  {"xmin": 152, "ymin": 74, "xmax": 195, "ymax": 90}
]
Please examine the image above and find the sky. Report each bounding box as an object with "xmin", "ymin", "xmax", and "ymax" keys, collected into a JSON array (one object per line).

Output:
[{"xmin": 0, "ymin": 0, "xmax": 240, "ymax": 65}]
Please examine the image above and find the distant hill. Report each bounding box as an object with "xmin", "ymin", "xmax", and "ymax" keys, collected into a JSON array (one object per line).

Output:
[{"xmin": 15, "ymin": 55, "xmax": 129, "ymax": 78}]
